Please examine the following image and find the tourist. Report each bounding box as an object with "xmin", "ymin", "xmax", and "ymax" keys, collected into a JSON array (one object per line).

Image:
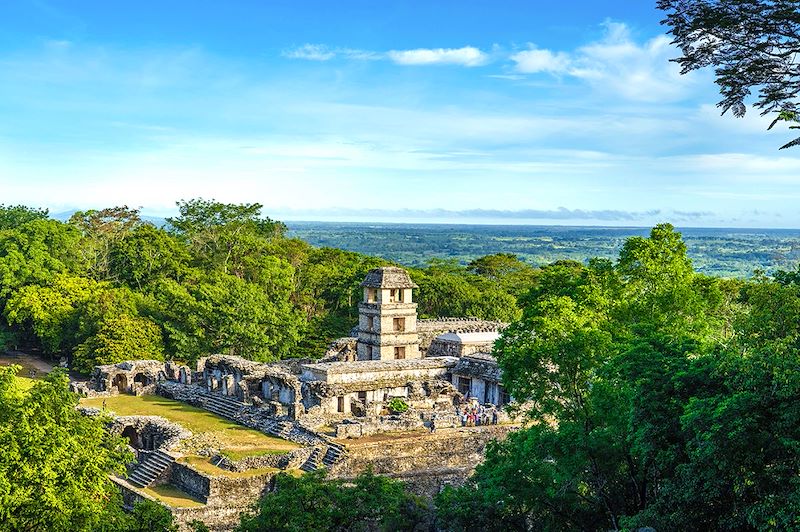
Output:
[{"xmin": 492, "ymin": 409, "xmax": 498, "ymax": 425}]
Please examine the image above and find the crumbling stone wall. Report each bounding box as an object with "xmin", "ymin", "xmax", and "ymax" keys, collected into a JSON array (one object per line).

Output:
[
  {"xmin": 417, "ymin": 318, "xmax": 506, "ymax": 355},
  {"xmin": 198, "ymin": 355, "xmax": 305, "ymax": 417},
  {"xmin": 211, "ymin": 447, "xmax": 312, "ymax": 472},
  {"xmin": 331, "ymin": 425, "xmax": 516, "ymax": 496},
  {"xmin": 319, "ymin": 337, "xmax": 358, "ymax": 363},
  {"xmin": 110, "ymin": 415, "xmax": 192, "ymax": 451}
]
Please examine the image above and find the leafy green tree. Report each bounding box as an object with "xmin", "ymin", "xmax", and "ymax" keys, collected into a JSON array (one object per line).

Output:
[
  {"xmin": 413, "ymin": 263, "xmax": 521, "ymax": 323},
  {"xmin": 0, "ymin": 219, "xmax": 86, "ymax": 300},
  {"xmin": 0, "ymin": 367, "xmax": 133, "ymax": 530},
  {"xmin": 146, "ymin": 272, "xmax": 302, "ymax": 363},
  {"xmin": 447, "ymin": 226, "xmax": 751, "ymax": 531},
  {"xmin": 124, "ymin": 499, "xmax": 178, "ymax": 532},
  {"xmin": 658, "ymin": 0, "xmax": 800, "ymax": 149},
  {"xmin": 467, "ymin": 253, "xmax": 538, "ymax": 296},
  {"xmin": 292, "ymin": 247, "xmax": 386, "ymax": 356},
  {"xmin": 109, "ymin": 224, "xmax": 191, "ymax": 289},
  {"xmin": 69, "ymin": 206, "xmax": 146, "ymax": 282},
  {"xmin": 237, "ymin": 469, "xmax": 429, "ymax": 532},
  {"xmin": 4, "ymin": 274, "xmax": 107, "ymax": 354},
  {"xmin": 167, "ymin": 199, "xmax": 285, "ymax": 278},
  {"xmin": 0, "ymin": 205, "xmax": 49, "ymax": 230},
  {"xmin": 73, "ymin": 314, "xmax": 165, "ymax": 373}
]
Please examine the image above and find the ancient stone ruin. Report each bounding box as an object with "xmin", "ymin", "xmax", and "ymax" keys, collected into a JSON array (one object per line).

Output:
[{"xmin": 74, "ymin": 266, "xmax": 517, "ymax": 531}]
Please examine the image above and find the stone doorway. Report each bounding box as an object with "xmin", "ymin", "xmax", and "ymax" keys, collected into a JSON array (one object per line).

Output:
[{"xmin": 113, "ymin": 374, "xmax": 128, "ymax": 393}]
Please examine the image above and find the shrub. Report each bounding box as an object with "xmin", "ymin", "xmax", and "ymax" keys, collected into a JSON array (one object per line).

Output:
[{"xmin": 387, "ymin": 397, "xmax": 409, "ymax": 414}]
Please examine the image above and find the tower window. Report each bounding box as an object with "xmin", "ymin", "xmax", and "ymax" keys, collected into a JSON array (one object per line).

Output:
[
  {"xmin": 394, "ymin": 346, "xmax": 406, "ymax": 359},
  {"xmin": 389, "ymin": 289, "xmax": 404, "ymax": 303},
  {"xmin": 367, "ymin": 316, "xmax": 375, "ymax": 331},
  {"xmin": 393, "ymin": 317, "xmax": 405, "ymax": 332},
  {"xmin": 366, "ymin": 288, "xmax": 377, "ymax": 303}
]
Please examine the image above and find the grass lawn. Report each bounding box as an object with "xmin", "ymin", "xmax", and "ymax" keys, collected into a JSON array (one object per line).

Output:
[
  {"xmin": 220, "ymin": 448, "xmax": 289, "ymax": 461},
  {"xmin": 179, "ymin": 455, "xmax": 282, "ymax": 479},
  {"xmin": 80, "ymin": 394, "xmax": 300, "ymax": 455},
  {"xmin": 142, "ymin": 484, "xmax": 205, "ymax": 508}
]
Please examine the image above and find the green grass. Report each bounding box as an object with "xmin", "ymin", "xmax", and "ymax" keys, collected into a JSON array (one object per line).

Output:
[
  {"xmin": 142, "ymin": 484, "xmax": 205, "ymax": 508},
  {"xmin": 220, "ymin": 448, "xmax": 289, "ymax": 461},
  {"xmin": 179, "ymin": 455, "xmax": 281, "ymax": 478},
  {"xmin": 80, "ymin": 394, "xmax": 300, "ymax": 454}
]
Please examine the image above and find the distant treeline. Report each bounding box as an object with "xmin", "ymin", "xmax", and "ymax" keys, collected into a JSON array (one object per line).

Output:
[
  {"xmin": 288, "ymin": 221, "xmax": 800, "ymax": 278},
  {"xmin": 0, "ymin": 201, "xmax": 531, "ymax": 372}
]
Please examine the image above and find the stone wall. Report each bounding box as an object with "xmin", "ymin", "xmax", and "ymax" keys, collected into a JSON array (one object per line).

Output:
[
  {"xmin": 331, "ymin": 425, "xmax": 515, "ymax": 496},
  {"xmin": 417, "ymin": 318, "xmax": 506, "ymax": 354},
  {"xmin": 211, "ymin": 447, "xmax": 312, "ymax": 472},
  {"xmin": 110, "ymin": 415, "xmax": 192, "ymax": 451},
  {"xmin": 170, "ymin": 461, "xmax": 276, "ymax": 506},
  {"xmin": 334, "ymin": 414, "xmax": 426, "ymax": 438},
  {"xmin": 115, "ymin": 476, "xmax": 251, "ymax": 532},
  {"xmin": 170, "ymin": 462, "xmax": 212, "ymax": 502}
]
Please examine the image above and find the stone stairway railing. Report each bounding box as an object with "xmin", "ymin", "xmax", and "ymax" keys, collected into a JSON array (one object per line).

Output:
[{"xmin": 128, "ymin": 449, "xmax": 175, "ymax": 488}]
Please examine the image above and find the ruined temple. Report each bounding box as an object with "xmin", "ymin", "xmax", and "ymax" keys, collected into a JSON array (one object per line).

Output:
[{"xmin": 77, "ymin": 266, "xmax": 517, "ymax": 531}]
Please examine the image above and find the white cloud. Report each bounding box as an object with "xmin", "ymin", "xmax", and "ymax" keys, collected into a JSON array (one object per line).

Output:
[
  {"xmin": 507, "ymin": 22, "xmax": 697, "ymax": 102},
  {"xmin": 510, "ymin": 47, "xmax": 570, "ymax": 74},
  {"xmin": 282, "ymin": 44, "xmax": 336, "ymax": 61},
  {"xmin": 386, "ymin": 46, "xmax": 489, "ymax": 67}
]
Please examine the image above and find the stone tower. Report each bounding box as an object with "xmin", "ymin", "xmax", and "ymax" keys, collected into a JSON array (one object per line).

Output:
[{"xmin": 356, "ymin": 267, "xmax": 420, "ymax": 361}]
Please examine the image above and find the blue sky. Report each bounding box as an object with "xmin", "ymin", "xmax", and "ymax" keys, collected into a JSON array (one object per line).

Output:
[{"xmin": 1, "ymin": 1, "xmax": 799, "ymax": 228}]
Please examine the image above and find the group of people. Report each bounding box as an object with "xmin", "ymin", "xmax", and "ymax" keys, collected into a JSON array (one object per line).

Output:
[
  {"xmin": 458, "ymin": 401, "xmax": 499, "ymax": 427},
  {"xmin": 426, "ymin": 400, "xmax": 502, "ymax": 433}
]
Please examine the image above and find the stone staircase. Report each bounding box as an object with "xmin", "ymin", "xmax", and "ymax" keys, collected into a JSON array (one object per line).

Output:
[
  {"xmin": 300, "ymin": 441, "xmax": 347, "ymax": 472},
  {"xmin": 202, "ymin": 393, "xmax": 245, "ymax": 420},
  {"xmin": 322, "ymin": 442, "xmax": 345, "ymax": 468},
  {"xmin": 128, "ymin": 449, "xmax": 175, "ymax": 488},
  {"xmin": 157, "ymin": 382, "xmax": 348, "ymax": 469}
]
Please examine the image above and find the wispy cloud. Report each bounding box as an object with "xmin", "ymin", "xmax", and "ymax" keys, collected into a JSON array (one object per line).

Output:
[
  {"xmin": 283, "ymin": 44, "xmax": 490, "ymax": 67},
  {"xmin": 507, "ymin": 21, "xmax": 698, "ymax": 102},
  {"xmin": 284, "ymin": 24, "xmax": 697, "ymax": 102},
  {"xmin": 387, "ymin": 46, "xmax": 489, "ymax": 67},
  {"xmin": 282, "ymin": 44, "xmax": 336, "ymax": 61},
  {"xmin": 510, "ymin": 48, "xmax": 570, "ymax": 74}
]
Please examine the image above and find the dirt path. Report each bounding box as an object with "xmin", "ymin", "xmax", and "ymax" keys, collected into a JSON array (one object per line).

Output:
[{"xmin": 0, "ymin": 351, "xmax": 55, "ymax": 376}]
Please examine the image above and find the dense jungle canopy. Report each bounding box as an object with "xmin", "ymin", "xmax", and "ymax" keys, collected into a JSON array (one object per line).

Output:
[{"xmin": 2, "ymin": 201, "xmax": 800, "ymax": 530}]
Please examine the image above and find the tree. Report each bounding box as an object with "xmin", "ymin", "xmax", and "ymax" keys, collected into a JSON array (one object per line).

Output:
[
  {"xmin": 146, "ymin": 272, "xmax": 302, "ymax": 364},
  {"xmin": 124, "ymin": 499, "xmax": 178, "ymax": 532},
  {"xmin": 109, "ymin": 224, "xmax": 190, "ymax": 290},
  {"xmin": 0, "ymin": 219, "xmax": 86, "ymax": 300},
  {"xmin": 0, "ymin": 205, "xmax": 49, "ymax": 230},
  {"xmin": 452, "ymin": 226, "xmax": 748, "ymax": 531},
  {"xmin": 237, "ymin": 469, "xmax": 429, "ymax": 532},
  {"xmin": 167, "ymin": 199, "xmax": 286, "ymax": 278},
  {"xmin": 658, "ymin": 0, "xmax": 800, "ymax": 148},
  {"xmin": 4, "ymin": 274, "xmax": 108, "ymax": 355},
  {"xmin": 0, "ymin": 367, "xmax": 133, "ymax": 530},
  {"xmin": 73, "ymin": 314, "xmax": 165, "ymax": 373},
  {"xmin": 467, "ymin": 253, "xmax": 538, "ymax": 297},
  {"xmin": 69, "ymin": 206, "xmax": 146, "ymax": 281}
]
